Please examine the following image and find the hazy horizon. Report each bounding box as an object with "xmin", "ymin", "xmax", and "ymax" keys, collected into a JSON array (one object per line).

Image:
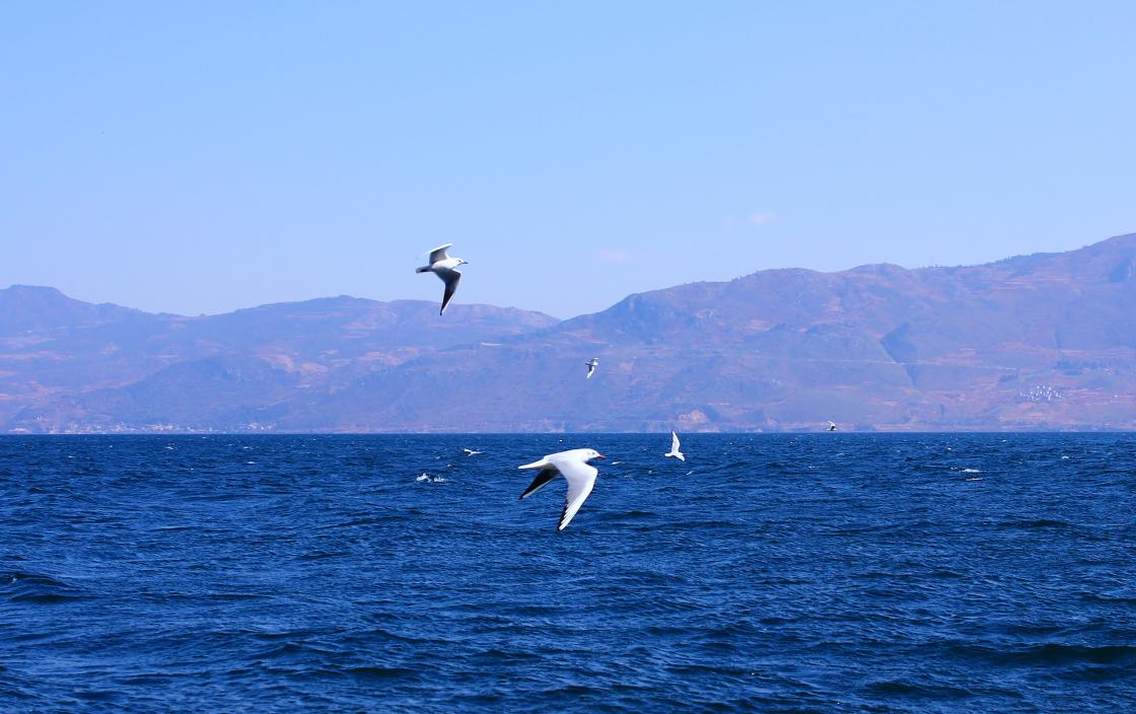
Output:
[{"xmin": 6, "ymin": 229, "xmax": 1134, "ymax": 320}]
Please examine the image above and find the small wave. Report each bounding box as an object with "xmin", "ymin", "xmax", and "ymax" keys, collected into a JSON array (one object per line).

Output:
[
  {"xmin": 71, "ymin": 689, "xmax": 121, "ymax": 702},
  {"xmin": 961, "ymin": 468, "xmax": 982, "ymax": 474},
  {"xmin": 321, "ymin": 514, "xmax": 408, "ymax": 530},
  {"xmin": 298, "ymin": 550, "xmax": 349, "ymax": 561},
  {"xmin": 1079, "ymin": 591, "xmax": 1136, "ymax": 605},
  {"xmin": 863, "ymin": 679, "xmax": 972, "ymax": 699},
  {"xmin": 827, "ymin": 521, "xmax": 919, "ymax": 536},
  {"xmin": 618, "ymin": 509, "xmax": 657, "ymax": 519},
  {"xmin": 9, "ymin": 592, "xmax": 86, "ymax": 604},
  {"xmin": 2, "ymin": 570, "xmax": 86, "ymax": 604},
  {"xmin": 995, "ymin": 518, "xmax": 1073, "ymax": 531},
  {"xmin": 960, "ymin": 642, "xmax": 1136, "ymax": 668},
  {"xmin": 250, "ymin": 641, "xmax": 340, "ymax": 664},
  {"xmin": 206, "ymin": 592, "xmax": 269, "ymax": 602},
  {"xmin": 345, "ymin": 666, "xmax": 420, "ymax": 680}
]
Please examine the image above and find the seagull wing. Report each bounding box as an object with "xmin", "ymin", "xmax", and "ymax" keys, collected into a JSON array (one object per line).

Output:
[
  {"xmin": 553, "ymin": 458, "xmax": 598, "ymax": 531},
  {"xmin": 428, "ymin": 243, "xmax": 453, "ymax": 264},
  {"xmin": 671, "ymin": 431, "xmax": 681, "ymax": 453},
  {"xmin": 519, "ymin": 467, "xmax": 559, "ymax": 500},
  {"xmin": 437, "ymin": 268, "xmax": 462, "ymax": 315}
]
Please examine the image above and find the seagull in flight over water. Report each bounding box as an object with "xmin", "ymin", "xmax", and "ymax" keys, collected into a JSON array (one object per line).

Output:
[
  {"xmin": 665, "ymin": 431, "xmax": 685, "ymax": 461},
  {"xmin": 826, "ymin": 420, "xmax": 838, "ymax": 432},
  {"xmin": 416, "ymin": 243, "xmax": 468, "ymax": 315},
  {"xmin": 585, "ymin": 357, "xmax": 599, "ymax": 379},
  {"xmin": 518, "ymin": 448, "xmax": 605, "ymax": 531},
  {"xmin": 462, "ymin": 448, "xmax": 483, "ymax": 457}
]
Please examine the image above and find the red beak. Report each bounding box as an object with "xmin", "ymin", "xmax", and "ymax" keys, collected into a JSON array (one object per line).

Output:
[{"xmin": 595, "ymin": 453, "xmax": 606, "ymax": 460}]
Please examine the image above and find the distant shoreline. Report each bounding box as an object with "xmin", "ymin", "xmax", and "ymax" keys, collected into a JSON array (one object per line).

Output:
[{"xmin": 4, "ymin": 430, "xmax": 1135, "ymax": 437}]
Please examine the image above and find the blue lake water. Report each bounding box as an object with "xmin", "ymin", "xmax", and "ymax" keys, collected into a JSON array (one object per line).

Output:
[{"xmin": 2, "ymin": 433, "xmax": 1135, "ymax": 711}]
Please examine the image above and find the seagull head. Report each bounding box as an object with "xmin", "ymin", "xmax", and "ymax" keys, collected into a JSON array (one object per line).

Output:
[
  {"xmin": 458, "ymin": 258, "xmax": 469, "ymax": 265},
  {"xmin": 585, "ymin": 449, "xmax": 605, "ymax": 461}
]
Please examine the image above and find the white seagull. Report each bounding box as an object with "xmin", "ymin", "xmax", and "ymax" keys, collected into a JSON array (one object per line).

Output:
[
  {"xmin": 415, "ymin": 243, "xmax": 468, "ymax": 315},
  {"xmin": 462, "ymin": 448, "xmax": 483, "ymax": 457},
  {"xmin": 826, "ymin": 420, "xmax": 838, "ymax": 432},
  {"xmin": 664, "ymin": 431, "xmax": 685, "ymax": 461},
  {"xmin": 518, "ymin": 448, "xmax": 605, "ymax": 531},
  {"xmin": 585, "ymin": 357, "xmax": 599, "ymax": 379}
]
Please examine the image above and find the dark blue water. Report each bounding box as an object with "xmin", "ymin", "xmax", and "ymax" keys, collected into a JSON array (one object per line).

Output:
[{"xmin": 2, "ymin": 434, "xmax": 1135, "ymax": 712}]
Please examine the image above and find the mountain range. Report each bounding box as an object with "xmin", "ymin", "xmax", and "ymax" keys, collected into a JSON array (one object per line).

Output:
[{"xmin": 3, "ymin": 234, "xmax": 1134, "ymax": 432}]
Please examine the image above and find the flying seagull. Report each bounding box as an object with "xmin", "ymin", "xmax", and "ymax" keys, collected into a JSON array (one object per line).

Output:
[
  {"xmin": 462, "ymin": 448, "xmax": 483, "ymax": 457},
  {"xmin": 415, "ymin": 243, "xmax": 468, "ymax": 315},
  {"xmin": 826, "ymin": 420, "xmax": 837, "ymax": 432},
  {"xmin": 664, "ymin": 431, "xmax": 685, "ymax": 461},
  {"xmin": 585, "ymin": 357, "xmax": 599, "ymax": 379},
  {"xmin": 518, "ymin": 448, "xmax": 605, "ymax": 531}
]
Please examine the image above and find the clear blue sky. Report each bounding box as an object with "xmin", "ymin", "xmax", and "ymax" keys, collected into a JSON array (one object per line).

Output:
[{"xmin": 2, "ymin": 2, "xmax": 1134, "ymax": 318}]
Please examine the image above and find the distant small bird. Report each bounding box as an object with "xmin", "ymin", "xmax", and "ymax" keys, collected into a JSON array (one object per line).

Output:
[
  {"xmin": 416, "ymin": 243, "xmax": 468, "ymax": 315},
  {"xmin": 462, "ymin": 448, "xmax": 483, "ymax": 457},
  {"xmin": 826, "ymin": 421, "xmax": 838, "ymax": 432},
  {"xmin": 665, "ymin": 430, "xmax": 685, "ymax": 461},
  {"xmin": 518, "ymin": 448, "xmax": 605, "ymax": 531},
  {"xmin": 585, "ymin": 357, "xmax": 599, "ymax": 379}
]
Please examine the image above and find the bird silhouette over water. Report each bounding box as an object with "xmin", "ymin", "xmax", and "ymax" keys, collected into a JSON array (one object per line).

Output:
[
  {"xmin": 518, "ymin": 448, "xmax": 605, "ymax": 531},
  {"xmin": 665, "ymin": 431, "xmax": 685, "ymax": 461}
]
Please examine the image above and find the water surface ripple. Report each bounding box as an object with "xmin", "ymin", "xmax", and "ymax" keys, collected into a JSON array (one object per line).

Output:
[{"xmin": 2, "ymin": 433, "xmax": 1134, "ymax": 711}]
